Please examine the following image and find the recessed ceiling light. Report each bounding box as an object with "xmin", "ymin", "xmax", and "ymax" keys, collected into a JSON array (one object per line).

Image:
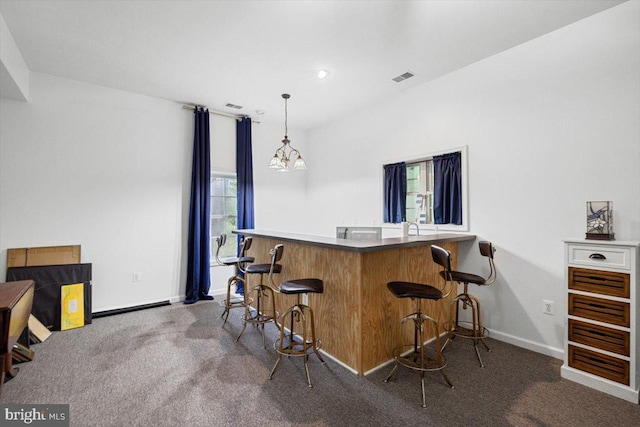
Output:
[{"xmin": 316, "ymin": 69, "xmax": 330, "ymax": 79}]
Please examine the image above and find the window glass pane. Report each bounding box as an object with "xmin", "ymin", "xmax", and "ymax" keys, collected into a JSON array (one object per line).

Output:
[
  {"xmin": 407, "ymin": 165, "xmax": 420, "ymax": 180},
  {"xmin": 210, "ymin": 217, "xmax": 227, "ymax": 234},
  {"xmin": 407, "ymin": 179, "xmax": 420, "ymax": 193},
  {"xmin": 425, "ymin": 160, "xmax": 434, "ymax": 192},
  {"xmin": 211, "ymin": 197, "xmax": 226, "ymax": 216},
  {"xmin": 225, "ymin": 197, "xmax": 236, "ymax": 213},
  {"xmin": 405, "ymin": 161, "xmax": 428, "ymax": 224},
  {"xmin": 211, "ymin": 173, "xmax": 238, "ymax": 259},
  {"xmin": 399, "ymin": 160, "xmax": 436, "ymax": 225},
  {"xmin": 211, "ymin": 177, "xmax": 225, "ymax": 197},
  {"xmin": 226, "ymin": 179, "xmax": 236, "ymax": 194}
]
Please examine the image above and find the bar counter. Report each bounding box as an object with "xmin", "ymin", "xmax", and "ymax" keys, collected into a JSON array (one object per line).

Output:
[{"xmin": 234, "ymin": 229, "xmax": 476, "ymax": 375}]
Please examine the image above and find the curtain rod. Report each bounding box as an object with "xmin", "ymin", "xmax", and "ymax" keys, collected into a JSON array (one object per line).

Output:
[{"xmin": 182, "ymin": 104, "xmax": 259, "ymax": 123}]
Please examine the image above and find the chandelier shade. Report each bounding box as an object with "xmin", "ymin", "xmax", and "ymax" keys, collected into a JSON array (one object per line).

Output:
[{"xmin": 268, "ymin": 94, "xmax": 307, "ymax": 172}]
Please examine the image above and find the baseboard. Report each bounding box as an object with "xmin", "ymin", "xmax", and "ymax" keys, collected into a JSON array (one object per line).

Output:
[
  {"xmin": 561, "ymin": 365, "xmax": 639, "ymax": 404},
  {"xmin": 93, "ymin": 300, "xmax": 171, "ymax": 318},
  {"xmin": 170, "ymin": 295, "xmax": 184, "ymax": 303},
  {"xmin": 170, "ymin": 289, "xmax": 225, "ymax": 304},
  {"xmin": 209, "ymin": 286, "xmax": 228, "ymax": 297},
  {"xmin": 318, "ymin": 349, "xmax": 360, "ymax": 376},
  {"xmin": 490, "ymin": 329, "xmax": 564, "ymax": 360}
]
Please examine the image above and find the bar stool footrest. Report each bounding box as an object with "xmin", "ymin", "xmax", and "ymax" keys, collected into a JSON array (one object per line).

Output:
[
  {"xmin": 273, "ymin": 337, "xmax": 322, "ymax": 357},
  {"xmin": 443, "ymin": 321, "xmax": 490, "ymax": 340},
  {"xmin": 392, "ymin": 345, "xmax": 448, "ymax": 373},
  {"xmin": 243, "ymin": 310, "xmax": 278, "ymax": 324},
  {"xmin": 222, "ymin": 296, "xmax": 252, "ymax": 309}
]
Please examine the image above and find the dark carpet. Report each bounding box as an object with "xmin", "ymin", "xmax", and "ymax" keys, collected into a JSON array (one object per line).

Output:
[{"xmin": 1, "ymin": 301, "xmax": 639, "ymax": 426}]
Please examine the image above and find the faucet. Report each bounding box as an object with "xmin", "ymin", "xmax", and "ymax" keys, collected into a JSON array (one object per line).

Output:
[{"xmin": 407, "ymin": 222, "xmax": 419, "ymax": 236}]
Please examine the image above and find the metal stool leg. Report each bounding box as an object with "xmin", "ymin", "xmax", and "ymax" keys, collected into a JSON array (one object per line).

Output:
[
  {"xmin": 268, "ymin": 354, "xmax": 283, "ymax": 379},
  {"xmin": 472, "ymin": 295, "xmax": 491, "ymax": 352},
  {"xmin": 442, "ymin": 294, "xmax": 463, "ymax": 352},
  {"xmin": 237, "ymin": 272, "xmax": 278, "ymax": 346},
  {"xmin": 443, "ymin": 290, "xmax": 490, "ymax": 367},
  {"xmin": 420, "ymin": 371, "xmax": 427, "ymax": 408},
  {"xmin": 384, "ymin": 298, "xmax": 453, "ymax": 408},
  {"xmin": 303, "ymin": 355, "xmax": 312, "ymax": 388},
  {"xmin": 269, "ymin": 293, "xmax": 324, "ymax": 387},
  {"xmin": 308, "ymin": 308, "xmax": 326, "ymax": 365},
  {"xmin": 384, "ymin": 363, "xmax": 400, "ymax": 383},
  {"xmin": 222, "ymin": 275, "xmax": 243, "ymax": 325}
]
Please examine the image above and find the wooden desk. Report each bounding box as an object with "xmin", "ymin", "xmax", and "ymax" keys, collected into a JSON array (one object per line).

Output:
[
  {"xmin": 235, "ymin": 229, "xmax": 475, "ymax": 375},
  {"xmin": 0, "ymin": 280, "xmax": 35, "ymax": 395}
]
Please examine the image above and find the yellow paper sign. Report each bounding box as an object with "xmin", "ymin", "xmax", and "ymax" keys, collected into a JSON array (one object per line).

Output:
[{"xmin": 61, "ymin": 283, "xmax": 85, "ymax": 330}]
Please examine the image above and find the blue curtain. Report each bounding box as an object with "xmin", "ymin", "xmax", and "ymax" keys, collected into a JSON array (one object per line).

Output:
[
  {"xmin": 184, "ymin": 107, "xmax": 213, "ymax": 304},
  {"xmin": 236, "ymin": 117, "xmax": 254, "ymax": 294},
  {"xmin": 433, "ymin": 152, "xmax": 462, "ymax": 225},
  {"xmin": 383, "ymin": 162, "xmax": 407, "ymax": 223}
]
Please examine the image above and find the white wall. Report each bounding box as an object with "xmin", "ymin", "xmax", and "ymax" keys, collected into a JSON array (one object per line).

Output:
[
  {"xmin": 298, "ymin": 1, "xmax": 640, "ymax": 358},
  {"xmin": 252, "ymin": 121, "xmax": 309, "ymax": 234},
  {"xmin": 0, "ymin": 72, "xmax": 194, "ymax": 312},
  {"xmin": 0, "ymin": 70, "xmax": 300, "ymax": 308},
  {"xmin": 0, "ymin": 13, "xmax": 29, "ymax": 101}
]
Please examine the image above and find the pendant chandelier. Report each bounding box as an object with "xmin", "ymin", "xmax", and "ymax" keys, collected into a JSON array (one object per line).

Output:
[{"xmin": 268, "ymin": 93, "xmax": 307, "ymax": 172}]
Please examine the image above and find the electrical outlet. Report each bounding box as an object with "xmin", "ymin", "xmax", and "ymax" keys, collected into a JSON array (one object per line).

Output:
[
  {"xmin": 133, "ymin": 272, "xmax": 142, "ymax": 283},
  {"xmin": 543, "ymin": 300, "xmax": 554, "ymax": 315}
]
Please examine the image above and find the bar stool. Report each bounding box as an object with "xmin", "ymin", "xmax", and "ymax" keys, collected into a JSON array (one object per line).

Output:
[
  {"xmin": 384, "ymin": 280, "xmax": 454, "ymax": 408},
  {"xmin": 268, "ymin": 278, "xmax": 326, "ymax": 387},
  {"xmin": 237, "ymin": 244, "xmax": 284, "ymax": 347},
  {"xmin": 213, "ymin": 235, "xmax": 255, "ymax": 325},
  {"xmin": 431, "ymin": 242, "xmax": 496, "ymax": 367}
]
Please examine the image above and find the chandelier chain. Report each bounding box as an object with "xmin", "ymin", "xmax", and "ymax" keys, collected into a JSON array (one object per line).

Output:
[{"xmin": 284, "ymin": 96, "xmax": 288, "ymax": 138}]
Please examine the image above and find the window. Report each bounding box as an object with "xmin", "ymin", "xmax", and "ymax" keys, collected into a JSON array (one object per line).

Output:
[
  {"xmin": 211, "ymin": 173, "xmax": 237, "ymax": 258},
  {"xmin": 406, "ymin": 160, "xmax": 434, "ymax": 225},
  {"xmin": 382, "ymin": 146, "xmax": 468, "ymax": 231}
]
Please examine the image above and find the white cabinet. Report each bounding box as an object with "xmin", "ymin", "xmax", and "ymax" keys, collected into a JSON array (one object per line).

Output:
[{"xmin": 561, "ymin": 239, "xmax": 639, "ymax": 403}]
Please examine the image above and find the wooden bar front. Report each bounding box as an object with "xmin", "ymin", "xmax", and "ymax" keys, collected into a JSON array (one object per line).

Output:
[{"xmin": 238, "ymin": 230, "xmax": 473, "ymax": 376}]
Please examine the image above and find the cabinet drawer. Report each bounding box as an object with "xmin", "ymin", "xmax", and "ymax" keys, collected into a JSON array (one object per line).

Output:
[
  {"xmin": 568, "ymin": 319, "xmax": 630, "ymax": 356},
  {"xmin": 568, "ymin": 244, "xmax": 630, "ymax": 270},
  {"xmin": 568, "ymin": 345, "xmax": 629, "ymax": 385},
  {"xmin": 568, "ymin": 267, "xmax": 630, "ymax": 298},
  {"xmin": 568, "ymin": 294, "xmax": 629, "ymax": 327}
]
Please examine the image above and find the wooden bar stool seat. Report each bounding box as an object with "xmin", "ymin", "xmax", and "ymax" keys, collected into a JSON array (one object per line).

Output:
[
  {"xmin": 269, "ymin": 278, "xmax": 326, "ymax": 387},
  {"xmin": 384, "ymin": 280, "xmax": 454, "ymax": 408}
]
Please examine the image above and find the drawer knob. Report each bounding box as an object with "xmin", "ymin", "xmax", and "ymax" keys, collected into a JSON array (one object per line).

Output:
[{"xmin": 589, "ymin": 253, "xmax": 607, "ymax": 260}]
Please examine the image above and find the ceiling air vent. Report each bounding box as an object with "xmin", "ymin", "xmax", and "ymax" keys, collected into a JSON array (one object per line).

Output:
[
  {"xmin": 225, "ymin": 103, "xmax": 243, "ymax": 109},
  {"xmin": 392, "ymin": 71, "xmax": 415, "ymax": 83}
]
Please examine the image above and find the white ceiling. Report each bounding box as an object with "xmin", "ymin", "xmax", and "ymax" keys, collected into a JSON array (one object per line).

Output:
[{"xmin": 0, "ymin": 0, "xmax": 626, "ymax": 130}]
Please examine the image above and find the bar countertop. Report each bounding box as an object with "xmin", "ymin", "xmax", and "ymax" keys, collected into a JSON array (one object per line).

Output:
[{"xmin": 234, "ymin": 229, "xmax": 476, "ymax": 253}]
